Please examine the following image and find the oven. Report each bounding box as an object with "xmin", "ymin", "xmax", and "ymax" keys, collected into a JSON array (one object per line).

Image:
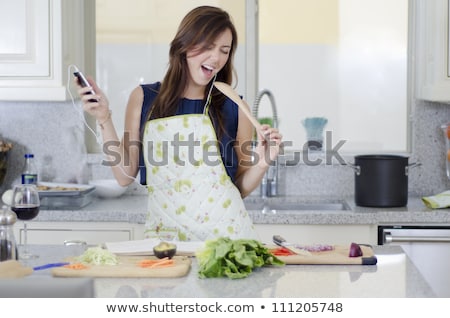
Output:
[{"xmin": 378, "ymin": 225, "xmax": 450, "ymax": 297}]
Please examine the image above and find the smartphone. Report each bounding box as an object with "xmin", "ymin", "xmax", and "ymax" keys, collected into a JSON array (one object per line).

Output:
[{"xmin": 73, "ymin": 66, "xmax": 97, "ymax": 102}]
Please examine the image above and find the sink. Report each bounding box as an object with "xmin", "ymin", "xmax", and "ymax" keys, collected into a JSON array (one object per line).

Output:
[{"xmin": 244, "ymin": 198, "xmax": 351, "ymax": 212}]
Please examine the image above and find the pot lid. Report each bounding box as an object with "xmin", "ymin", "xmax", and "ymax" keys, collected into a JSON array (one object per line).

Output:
[{"xmin": 354, "ymin": 154, "xmax": 408, "ymax": 160}]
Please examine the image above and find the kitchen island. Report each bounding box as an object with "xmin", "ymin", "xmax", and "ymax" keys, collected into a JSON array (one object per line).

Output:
[
  {"xmin": 9, "ymin": 194, "xmax": 447, "ymax": 298},
  {"xmin": 6, "ymin": 245, "xmax": 436, "ymax": 298}
]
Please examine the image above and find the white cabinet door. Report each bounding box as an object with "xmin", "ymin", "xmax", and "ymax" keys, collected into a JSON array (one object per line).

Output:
[
  {"xmin": 0, "ymin": 1, "xmax": 50, "ymax": 77},
  {"xmin": 0, "ymin": 0, "xmax": 95, "ymax": 101},
  {"xmin": 15, "ymin": 221, "xmax": 139, "ymax": 245},
  {"xmin": 255, "ymin": 224, "xmax": 377, "ymax": 245},
  {"xmin": 415, "ymin": 0, "xmax": 450, "ymax": 102}
]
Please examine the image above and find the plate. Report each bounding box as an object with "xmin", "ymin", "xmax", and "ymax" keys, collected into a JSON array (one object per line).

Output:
[{"xmin": 37, "ymin": 182, "xmax": 96, "ymax": 197}]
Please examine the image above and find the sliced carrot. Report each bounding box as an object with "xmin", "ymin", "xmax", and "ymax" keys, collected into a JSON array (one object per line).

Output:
[
  {"xmin": 138, "ymin": 257, "xmax": 169, "ymax": 265},
  {"xmin": 139, "ymin": 258, "xmax": 173, "ymax": 267},
  {"xmin": 63, "ymin": 263, "xmax": 89, "ymax": 270},
  {"xmin": 138, "ymin": 257, "xmax": 175, "ymax": 268}
]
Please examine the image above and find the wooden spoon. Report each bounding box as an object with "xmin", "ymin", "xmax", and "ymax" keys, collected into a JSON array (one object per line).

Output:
[{"xmin": 213, "ymin": 81, "xmax": 268, "ymax": 140}]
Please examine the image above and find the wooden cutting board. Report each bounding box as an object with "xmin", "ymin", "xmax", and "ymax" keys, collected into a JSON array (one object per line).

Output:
[
  {"xmin": 52, "ymin": 256, "xmax": 192, "ymax": 278},
  {"xmin": 271, "ymin": 244, "xmax": 377, "ymax": 265}
]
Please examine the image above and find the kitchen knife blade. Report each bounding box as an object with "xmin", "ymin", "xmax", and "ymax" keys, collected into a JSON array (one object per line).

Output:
[{"xmin": 273, "ymin": 235, "xmax": 311, "ymax": 256}]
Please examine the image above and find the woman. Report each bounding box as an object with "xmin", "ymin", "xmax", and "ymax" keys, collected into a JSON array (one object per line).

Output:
[{"xmin": 78, "ymin": 6, "xmax": 282, "ymax": 241}]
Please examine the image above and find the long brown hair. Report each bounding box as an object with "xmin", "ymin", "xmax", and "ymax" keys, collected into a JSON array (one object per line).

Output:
[{"xmin": 147, "ymin": 6, "xmax": 238, "ymax": 137}]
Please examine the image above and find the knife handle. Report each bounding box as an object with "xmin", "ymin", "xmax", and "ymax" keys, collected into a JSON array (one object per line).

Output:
[
  {"xmin": 273, "ymin": 235, "xmax": 286, "ymax": 245},
  {"xmin": 33, "ymin": 262, "xmax": 70, "ymax": 271}
]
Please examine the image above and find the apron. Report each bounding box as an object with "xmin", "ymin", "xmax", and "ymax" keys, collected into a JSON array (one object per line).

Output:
[{"xmin": 142, "ymin": 104, "xmax": 258, "ymax": 241}]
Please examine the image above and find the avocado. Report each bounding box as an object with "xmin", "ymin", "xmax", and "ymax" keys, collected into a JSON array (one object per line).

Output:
[{"xmin": 153, "ymin": 241, "xmax": 177, "ymax": 259}]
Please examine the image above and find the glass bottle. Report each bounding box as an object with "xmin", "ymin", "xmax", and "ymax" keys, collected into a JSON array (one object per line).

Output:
[
  {"xmin": 40, "ymin": 155, "xmax": 55, "ymax": 182},
  {"xmin": 0, "ymin": 205, "xmax": 18, "ymax": 261},
  {"xmin": 21, "ymin": 153, "xmax": 38, "ymax": 185}
]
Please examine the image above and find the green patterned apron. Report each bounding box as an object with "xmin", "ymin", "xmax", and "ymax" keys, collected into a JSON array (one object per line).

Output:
[{"xmin": 142, "ymin": 105, "xmax": 258, "ymax": 241}]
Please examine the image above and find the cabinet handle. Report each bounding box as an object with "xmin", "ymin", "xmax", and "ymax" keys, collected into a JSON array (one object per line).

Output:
[
  {"xmin": 64, "ymin": 240, "xmax": 87, "ymax": 246},
  {"xmin": 384, "ymin": 233, "xmax": 450, "ymax": 244}
]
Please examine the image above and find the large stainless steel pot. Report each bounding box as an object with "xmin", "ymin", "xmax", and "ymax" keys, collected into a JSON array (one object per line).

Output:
[{"xmin": 350, "ymin": 155, "xmax": 420, "ymax": 208}]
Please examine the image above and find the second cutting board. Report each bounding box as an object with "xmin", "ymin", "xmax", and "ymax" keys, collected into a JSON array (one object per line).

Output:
[
  {"xmin": 52, "ymin": 255, "xmax": 192, "ymax": 278},
  {"xmin": 271, "ymin": 244, "xmax": 377, "ymax": 265}
]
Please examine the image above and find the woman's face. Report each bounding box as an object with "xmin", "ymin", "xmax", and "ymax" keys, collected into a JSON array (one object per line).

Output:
[{"xmin": 185, "ymin": 29, "xmax": 232, "ymax": 95}]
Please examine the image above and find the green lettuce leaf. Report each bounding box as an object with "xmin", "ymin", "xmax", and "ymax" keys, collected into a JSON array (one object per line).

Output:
[{"xmin": 196, "ymin": 237, "xmax": 284, "ymax": 279}]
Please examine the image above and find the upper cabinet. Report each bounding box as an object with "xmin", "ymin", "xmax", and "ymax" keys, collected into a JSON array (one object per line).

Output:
[
  {"xmin": 415, "ymin": 0, "xmax": 450, "ymax": 103},
  {"xmin": 0, "ymin": 0, "xmax": 95, "ymax": 101}
]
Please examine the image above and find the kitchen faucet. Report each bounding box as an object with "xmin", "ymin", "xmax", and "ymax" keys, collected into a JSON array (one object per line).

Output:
[{"xmin": 252, "ymin": 89, "xmax": 279, "ymax": 198}]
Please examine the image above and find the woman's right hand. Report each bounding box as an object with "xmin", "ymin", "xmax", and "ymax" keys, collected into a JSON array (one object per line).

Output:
[{"xmin": 75, "ymin": 77, "xmax": 110, "ymax": 123}]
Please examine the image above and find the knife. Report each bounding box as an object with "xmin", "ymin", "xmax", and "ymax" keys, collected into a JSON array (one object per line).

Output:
[{"xmin": 273, "ymin": 235, "xmax": 311, "ymax": 256}]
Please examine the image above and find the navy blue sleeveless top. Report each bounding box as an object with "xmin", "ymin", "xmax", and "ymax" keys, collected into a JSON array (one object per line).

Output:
[{"xmin": 139, "ymin": 82, "xmax": 239, "ymax": 185}]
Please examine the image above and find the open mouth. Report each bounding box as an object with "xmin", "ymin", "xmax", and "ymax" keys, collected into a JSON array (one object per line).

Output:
[{"xmin": 201, "ymin": 64, "xmax": 214, "ymax": 77}]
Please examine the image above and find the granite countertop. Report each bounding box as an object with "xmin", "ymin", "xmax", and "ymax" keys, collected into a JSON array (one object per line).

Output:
[
  {"xmin": 34, "ymin": 195, "xmax": 450, "ymax": 226},
  {"xmin": 13, "ymin": 244, "xmax": 435, "ymax": 298}
]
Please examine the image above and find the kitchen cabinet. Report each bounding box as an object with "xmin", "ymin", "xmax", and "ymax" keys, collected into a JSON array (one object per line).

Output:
[
  {"xmin": 14, "ymin": 221, "xmax": 144, "ymax": 245},
  {"xmin": 16, "ymin": 222, "xmax": 377, "ymax": 246},
  {"xmin": 415, "ymin": 0, "xmax": 450, "ymax": 103},
  {"xmin": 255, "ymin": 224, "xmax": 378, "ymax": 245},
  {"xmin": 0, "ymin": 0, "xmax": 95, "ymax": 101}
]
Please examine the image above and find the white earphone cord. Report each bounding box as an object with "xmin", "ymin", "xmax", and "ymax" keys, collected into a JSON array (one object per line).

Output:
[{"xmin": 66, "ymin": 64, "xmax": 138, "ymax": 183}]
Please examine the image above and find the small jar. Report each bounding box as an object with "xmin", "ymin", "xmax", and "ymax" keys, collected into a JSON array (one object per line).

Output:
[{"xmin": 0, "ymin": 205, "xmax": 18, "ymax": 261}]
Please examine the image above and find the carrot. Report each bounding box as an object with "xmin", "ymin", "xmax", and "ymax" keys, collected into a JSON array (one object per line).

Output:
[
  {"xmin": 138, "ymin": 257, "xmax": 175, "ymax": 268},
  {"xmin": 138, "ymin": 258, "xmax": 174, "ymax": 268},
  {"xmin": 63, "ymin": 263, "xmax": 89, "ymax": 270}
]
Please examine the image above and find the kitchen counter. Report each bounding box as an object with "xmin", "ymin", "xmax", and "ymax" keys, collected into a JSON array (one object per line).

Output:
[
  {"xmin": 34, "ymin": 195, "xmax": 450, "ymax": 226},
  {"xmin": 11, "ymin": 244, "xmax": 435, "ymax": 298}
]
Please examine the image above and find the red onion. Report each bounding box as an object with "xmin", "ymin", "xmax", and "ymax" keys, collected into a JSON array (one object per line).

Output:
[{"xmin": 349, "ymin": 242, "xmax": 363, "ymax": 257}]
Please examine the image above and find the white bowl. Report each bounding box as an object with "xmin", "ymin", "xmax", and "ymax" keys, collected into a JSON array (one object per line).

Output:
[{"xmin": 88, "ymin": 179, "xmax": 128, "ymax": 198}]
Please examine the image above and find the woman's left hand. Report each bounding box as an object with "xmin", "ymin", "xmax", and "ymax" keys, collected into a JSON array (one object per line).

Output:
[{"xmin": 255, "ymin": 124, "xmax": 283, "ymax": 167}]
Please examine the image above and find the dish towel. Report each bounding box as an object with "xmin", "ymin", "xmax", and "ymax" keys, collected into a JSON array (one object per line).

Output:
[{"xmin": 422, "ymin": 190, "xmax": 450, "ymax": 209}]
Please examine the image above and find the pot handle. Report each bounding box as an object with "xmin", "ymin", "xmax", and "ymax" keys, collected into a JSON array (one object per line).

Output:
[
  {"xmin": 346, "ymin": 162, "xmax": 361, "ymax": 176},
  {"xmin": 405, "ymin": 162, "xmax": 421, "ymax": 176}
]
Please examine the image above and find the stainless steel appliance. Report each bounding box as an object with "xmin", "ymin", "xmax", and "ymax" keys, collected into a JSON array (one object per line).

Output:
[{"xmin": 378, "ymin": 225, "xmax": 450, "ymax": 297}]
